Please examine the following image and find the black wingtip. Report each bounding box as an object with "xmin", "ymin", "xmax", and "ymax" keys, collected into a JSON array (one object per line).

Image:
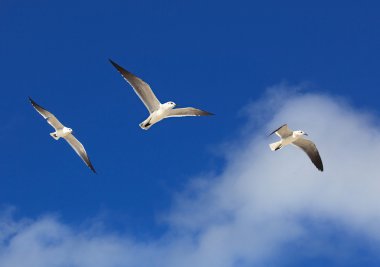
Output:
[
  {"xmin": 28, "ymin": 96, "xmax": 35, "ymax": 104},
  {"xmin": 89, "ymin": 165, "xmax": 97, "ymax": 174},
  {"xmin": 87, "ymin": 162, "xmax": 97, "ymax": 174},
  {"xmin": 28, "ymin": 96, "xmax": 40, "ymax": 109},
  {"xmin": 109, "ymin": 58, "xmax": 122, "ymax": 70},
  {"xmin": 268, "ymin": 124, "xmax": 287, "ymax": 137},
  {"xmin": 28, "ymin": 97, "xmax": 48, "ymax": 112},
  {"xmin": 108, "ymin": 58, "xmax": 116, "ymax": 65},
  {"xmin": 314, "ymin": 159, "xmax": 324, "ymax": 172},
  {"xmin": 109, "ymin": 59, "xmax": 130, "ymax": 77}
]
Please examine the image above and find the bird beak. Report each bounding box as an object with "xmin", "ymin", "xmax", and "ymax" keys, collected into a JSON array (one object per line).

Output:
[{"xmin": 304, "ymin": 133, "xmax": 308, "ymax": 136}]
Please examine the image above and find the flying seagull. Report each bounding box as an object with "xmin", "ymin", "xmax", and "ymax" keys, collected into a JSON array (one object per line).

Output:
[
  {"xmin": 109, "ymin": 59, "xmax": 214, "ymax": 130},
  {"xmin": 269, "ymin": 124, "xmax": 323, "ymax": 172},
  {"xmin": 29, "ymin": 97, "xmax": 96, "ymax": 173}
]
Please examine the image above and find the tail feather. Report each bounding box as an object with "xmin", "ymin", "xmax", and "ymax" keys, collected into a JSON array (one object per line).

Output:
[
  {"xmin": 50, "ymin": 132, "xmax": 60, "ymax": 140},
  {"xmin": 139, "ymin": 119, "xmax": 153, "ymax": 130},
  {"xmin": 139, "ymin": 122, "xmax": 152, "ymax": 130},
  {"xmin": 269, "ymin": 141, "xmax": 282, "ymax": 151}
]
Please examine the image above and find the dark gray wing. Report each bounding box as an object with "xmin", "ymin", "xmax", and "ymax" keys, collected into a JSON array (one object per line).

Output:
[
  {"xmin": 63, "ymin": 134, "xmax": 96, "ymax": 173},
  {"xmin": 269, "ymin": 124, "xmax": 292, "ymax": 138},
  {"xmin": 293, "ymin": 138, "xmax": 324, "ymax": 172},
  {"xmin": 109, "ymin": 59, "xmax": 161, "ymax": 113},
  {"xmin": 166, "ymin": 107, "xmax": 214, "ymax": 118},
  {"xmin": 29, "ymin": 97, "xmax": 64, "ymax": 130}
]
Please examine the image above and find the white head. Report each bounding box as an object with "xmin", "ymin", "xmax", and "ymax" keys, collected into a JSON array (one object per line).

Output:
[
  {"xmin": 64, "ymin": 127, "xmax": 73, "ymax": 133},
  {"xmin": 293, "ymin": 130, "xmax": 308, "ymax": 137},
  {"xmin": 163, "ymin": 101, "xmax": 176, "ymax": 109}
]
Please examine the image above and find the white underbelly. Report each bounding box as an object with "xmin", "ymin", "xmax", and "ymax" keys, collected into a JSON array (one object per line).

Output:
[
  {"xmin": 282, "ymin": 136, "xmax": 297, "ymax": 146},
  {"xmin": 150, "ymin": 110, "xmax": 168, "ymax": 124},
  {"xmin": 56, "ymin": 129, "xmax": 70, "ymax": 138}
]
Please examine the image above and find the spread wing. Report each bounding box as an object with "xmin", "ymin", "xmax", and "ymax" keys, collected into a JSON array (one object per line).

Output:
[
  {"xmin": 269, "ymin": 124, "xmax": 292, "ymax": 138},
  {"xmin": 29, "ymin": 97, "xmax": 64, "ymax": 130},
  {"xmin": 63, "ymin": 134, "xmax": 96, "ymax": 173},
  {"xmin": 166, "ymin": 107, "xmax": 214, "ymax": 118},
  {"xmin": 109, "ymin": 59, "xmax": 161, "ymax": 113},
  {"xmin": 293, "ymin": 138, "xmax": 324, "ymax": 172}
]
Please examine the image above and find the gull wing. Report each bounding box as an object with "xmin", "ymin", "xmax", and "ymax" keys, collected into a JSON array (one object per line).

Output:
[
  {"xmin": 63, "ymin": 134, "xmax": 96, "ymax": 173},
  {"xmin": 293, "ymin": 138, "xmax": 324, "ymax": 172},
  {"xmin": 166, "ymin": 107, "xmax": 214, "ymax": 118},
  {"xmin": 109, "ymin": 59, "xmax": 161, "ymax": 113},
  {"xmin": 269, "ymin": 124, "xmax": 292, "ymax": 138},
  {"xmin": 29, "ymin": 97, "xmax": 64, "ymax": 130}
]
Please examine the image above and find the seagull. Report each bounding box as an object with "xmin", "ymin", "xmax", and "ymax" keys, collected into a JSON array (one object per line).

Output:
[
  {"xmin": 109, "ymin": 59, "xmax": 214, "ymax": 130},
  {"xmin": 269, "ymin": 124, "xmax": 323, "ymax": 172},
  {"xmin": 29, "ymin": 97, "xmax": 96, "ymax": 173}
]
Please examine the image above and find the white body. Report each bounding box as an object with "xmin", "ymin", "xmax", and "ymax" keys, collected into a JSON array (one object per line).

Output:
[
  {"xmin": 29, "ymin": 97, "xmax": 96, "ymax": 173},
  {"xmin": 268, "ymin": 124, "xmax": 323, "ymax": 171},
  {"xmin": 50, "ymin": 127, "xmax": 73, "ymax": 140},
  {"xmin": 140, "ymin": 102, "xmax": 175, "ymax": 130},
  {"xmin": 109, "ymin": 60, "xmax": 213, "ymax": 130},
  {"xmin": 269, "ymin": 131, "xmax": 304, "ymax": 151}
]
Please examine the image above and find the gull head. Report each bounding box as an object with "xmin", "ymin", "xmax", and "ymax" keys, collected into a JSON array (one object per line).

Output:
[
  {"xmin": 293, "ymin": 130, "xmax": 308, "ymax": 137},
  {"xmin": 163, "ymin": 101, "xmax": 176, "ymax": 109},
  {"xmin": 63, "ymin": 127, "xmax": 73, "ymax": 134}
]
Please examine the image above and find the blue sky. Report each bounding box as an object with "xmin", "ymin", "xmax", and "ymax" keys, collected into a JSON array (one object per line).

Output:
[{"xmin": 1, "ymin": 1, "xmax": 380, "ymax": 266}]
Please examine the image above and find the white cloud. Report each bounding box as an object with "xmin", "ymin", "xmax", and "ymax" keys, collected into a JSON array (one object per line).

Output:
[{"xmin": 2, "ymin": 85, "xmax": 380, "ymax": 267}]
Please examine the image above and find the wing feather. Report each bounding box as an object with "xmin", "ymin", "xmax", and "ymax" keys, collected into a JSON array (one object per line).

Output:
[
  {"xmin": 293, "ymin": 138, "xmax": 324, "ymax": 171},
  {"xmin": 269, "ymin": 124, "xmax": 292, "ymax": 138},
  {"xmin": 29, "ymin": 97, "xmax": 64, "ymax": 130},
  {"xmin": 109, "ymin": 59, "xmax": 161, "ymax": 113},
  {"xmin": 166, "ymin": 107, "xmax": 214, "ymax": 117},
  {"xmin": 64, "ymin": 134, "xmax": 96, "ymax": 173}
]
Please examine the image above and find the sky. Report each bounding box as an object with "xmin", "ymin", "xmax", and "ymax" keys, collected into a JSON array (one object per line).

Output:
[{"xmin": 1, "ymin": 1, "xmax": 380, "ymax": 266}]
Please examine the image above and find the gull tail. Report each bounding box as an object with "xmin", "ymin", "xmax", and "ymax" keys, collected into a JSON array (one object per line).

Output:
[
  {"xmin": 269, "ymin": 141, "xmax": 282, "ymax": 151},
  {"xmin": 139, "ymin": 118, "xmax": 153, "ymax": 130},
  {"xmin": 50, "ymin": 132, "xmax": 60, "ymax": 140},
  {"xmin": 139, "ymin": 122, "xmax": 153, "ymax": 130}
]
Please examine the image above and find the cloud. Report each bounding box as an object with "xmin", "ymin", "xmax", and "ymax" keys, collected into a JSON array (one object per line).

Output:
[{"xmin": 2, "ymin": 84, "xmax": 380, "ymax": 267}]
